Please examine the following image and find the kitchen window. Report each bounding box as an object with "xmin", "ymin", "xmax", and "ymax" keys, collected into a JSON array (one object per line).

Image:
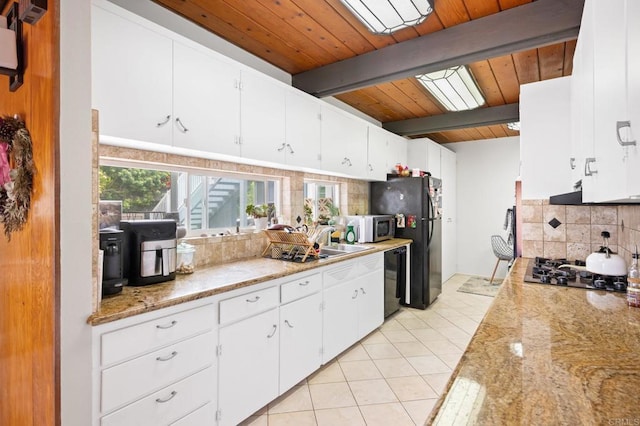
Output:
[
  {"xmin": 303, "ymin": 180, "xmax": 340, "ymax": 225},
  {"xmin": 99, "ymin": 161, "xmax": 280, "ymax": 235}
]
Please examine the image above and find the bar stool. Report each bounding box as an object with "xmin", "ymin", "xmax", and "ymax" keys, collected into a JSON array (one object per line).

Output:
[{"xmin": 490, "ymin": 235, "xmax": 513, "ymax": 285}]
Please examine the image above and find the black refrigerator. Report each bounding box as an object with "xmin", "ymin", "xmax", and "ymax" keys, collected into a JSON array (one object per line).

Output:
[{"xmin": 370, "ymin": 175, "xmax": 442, "ymax": 309}]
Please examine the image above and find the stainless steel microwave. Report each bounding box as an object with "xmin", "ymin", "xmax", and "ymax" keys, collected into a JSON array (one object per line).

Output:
[{"xmin": 347, "ymin": 215, "xmax": 395, "ymax": 243}]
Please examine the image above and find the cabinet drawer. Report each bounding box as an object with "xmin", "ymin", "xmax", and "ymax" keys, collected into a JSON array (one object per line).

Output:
[
  {"xmin": 101, "ymin": 331, "xmax": 215, "ymax": 414},
  {"xmin": 323, "ymin": 259, "xmax": 358, "ymax": 289},
  {"xmin": 357, "ymin": 252, "xmax": 384, "ymax": 274},
  {"xmin": 280, "ymin": 273, "xmax": 321, "ymax": 304},
  {"xmin": 170, "ymin": 402, "xmax": 215, "ymax": 426},
  {"xmin": 101, "ymin": 367, "xmax": 215, "ymax": 426},
  {"xmin": 219, "ymin": 286, "xmax": 278, "ymax": 325},
  {"xmin": 101, "ymin": 304, "xmax": 215, "ymax": 367}
]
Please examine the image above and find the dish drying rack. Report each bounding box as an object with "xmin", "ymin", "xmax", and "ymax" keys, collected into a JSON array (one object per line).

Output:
[{"xmin": 262, "ymin": 227, "xmax": 329, "ymax": 262}]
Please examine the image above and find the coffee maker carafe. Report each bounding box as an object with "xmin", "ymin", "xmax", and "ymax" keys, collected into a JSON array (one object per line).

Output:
[
  {"xmin": 121, "ymin": 219, "xmax": 177, "ymax": 286},
  {"xmin": 99, "ymin": 228, "xmax": 126, "ymax": 295}
]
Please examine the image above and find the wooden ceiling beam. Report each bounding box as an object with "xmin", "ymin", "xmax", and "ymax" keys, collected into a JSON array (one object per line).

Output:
[
  {"xmin": 293, "ymin": 0, "xmax": 583, "ymax": 97},
  {"xmin": 383, "ymin": 103, "xmax": 520, "ymax": 136}
]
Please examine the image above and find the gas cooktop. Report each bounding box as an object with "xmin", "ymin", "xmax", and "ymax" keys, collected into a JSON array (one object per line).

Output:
[{"xmin": 524, "ymin": 257, "xmax": 628, "ymax": 293}]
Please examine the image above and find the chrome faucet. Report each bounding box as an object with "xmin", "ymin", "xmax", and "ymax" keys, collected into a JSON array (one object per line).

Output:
[{"xmin": 315, "ymin": 226, "xmax": 335, "ymax": 246}]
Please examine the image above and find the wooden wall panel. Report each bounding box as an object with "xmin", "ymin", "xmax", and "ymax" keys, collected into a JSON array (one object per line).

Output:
[{"xmin": 0, "ymin": 1, "xmax": 60, "ymax": 425}]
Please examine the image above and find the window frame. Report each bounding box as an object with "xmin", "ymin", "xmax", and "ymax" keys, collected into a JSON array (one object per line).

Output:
[{"xmin": 99, "ymin": 158, "xmax": 282, "ymax": 236}]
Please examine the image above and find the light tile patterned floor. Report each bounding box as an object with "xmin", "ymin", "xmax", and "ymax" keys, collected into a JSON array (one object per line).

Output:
[{"xmin": 240, "ymin": 274, "xmax": 495, "ymax": 426}]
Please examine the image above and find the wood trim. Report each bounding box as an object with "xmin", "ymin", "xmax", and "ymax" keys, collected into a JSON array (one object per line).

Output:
[
  {"xmin": 293, "ymin": 0, "xmax": 584, "ymax": 96},
  {"xmin": 0, "ymin": 0, "xmax": 60, "ymax": 424}
]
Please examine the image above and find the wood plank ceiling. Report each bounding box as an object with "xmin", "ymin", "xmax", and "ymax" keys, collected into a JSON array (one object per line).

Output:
[{"xmin": 152, "ymin": 0, "xmax": 578, "ymax": 143}]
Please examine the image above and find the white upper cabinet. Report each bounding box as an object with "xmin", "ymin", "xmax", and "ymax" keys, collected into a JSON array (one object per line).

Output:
[
  {"xmin": 389, "ymin": 134, "xmax": 408, "ymax": 172},
  {"xmin": 284, "ymin": 90, "xmax": 322, "ymax": 169},
  {"xmin": 172, "ymin": 42, "xmax": 241, "ymax": 156},
  {"xmin": 92, "ymin": 4, "xmax": 173, "ymax": 145},
  {"xmin": 520, "ymin": 77, "xmax": 573, "ymax": 200},
  {"xmin": 239, "ymin": 70, "xmax": 287, "ymax": 162},
  {"xmin": 427, "ymin": 141, "xmax": 442, "ymax": 178},
  {"xmin": 366, "ymin": 125, "xmax": 390, "ymax": 181},
  {"xmin": 321, "ymin": 105, "xmax": 368, "ymax": 177},
  {"xmin": 626, "ymin": 0, "xmax": 640, "ymax": 197}
]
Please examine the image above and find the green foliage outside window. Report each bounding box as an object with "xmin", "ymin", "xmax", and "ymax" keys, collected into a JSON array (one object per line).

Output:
[{"xmin": 99, "ymin": 166, "xmax": 170, "ymax": 211}]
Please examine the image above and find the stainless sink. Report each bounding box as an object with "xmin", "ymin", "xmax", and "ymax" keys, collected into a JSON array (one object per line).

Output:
[{"xmin": 318, "ymin": 244, "xmax": 373, "ymax": 257}]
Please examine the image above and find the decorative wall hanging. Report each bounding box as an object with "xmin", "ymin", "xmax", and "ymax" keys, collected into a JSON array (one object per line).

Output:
[{"xmin": 0, "ymin": 115, "xmax": 34, "ymax": 240}]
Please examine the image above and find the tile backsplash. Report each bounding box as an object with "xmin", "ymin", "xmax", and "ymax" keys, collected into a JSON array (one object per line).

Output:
[{"xmin": 521, "ymin": 199, "xmax": 640, "ymax": 265}]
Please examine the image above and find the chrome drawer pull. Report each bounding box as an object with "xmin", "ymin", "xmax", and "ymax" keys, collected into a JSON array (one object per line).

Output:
[
  {"xmin": 284, "ymin": 320, "xmax": 294, "ymax": 328},
  {"xmin": 156, "ymin": 115, "xmax": 171, "ymax": 127},
  {"xmin": 298, "ymin": 280, "xmax": 310, "ymax": 286},
  {"xmin": 267, "ymin": 324, "xmax": 277, "ymax": 338},
  {"xmin": 156, "ymin": 320, "xmax": 177, "ymax": 330},
  {"xmin": 360, "ymin": 287, "xmax": 367, "ymax": 295},
  {"xmin": 156, "ymin": 351, "xmax": 178, "ymax": 362},
  {"xmin": 352, "ymin": 289, "xmax": 358, "ymax": 299},
  {"xmin": 616, "ymin": 120, "xmax": 636, "ymax": 146},
  {"xmin": 175, "ymin": 117, "xmax": 189, "ymax": 133},
  {"xmin": 246, "ymin": 295, "xmax": 261, "ymax": 303},
  {"xmin": 155, "ymin": 391, "xmax": 177, "ymax": 403}
]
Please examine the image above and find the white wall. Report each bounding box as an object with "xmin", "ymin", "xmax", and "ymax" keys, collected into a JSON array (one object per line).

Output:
[
  {"xmin": 446, "ymin": 137, "xmax": 520, "ymax": 279},
  {"xmin": 60, "ymin": 0, "xmax": 94, "ymax": 424}
]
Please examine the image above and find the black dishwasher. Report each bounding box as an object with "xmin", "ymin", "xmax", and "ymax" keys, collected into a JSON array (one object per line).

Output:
[{"xmin": 384, "ymin": 246, "xmax": 407, "ymax": 318}]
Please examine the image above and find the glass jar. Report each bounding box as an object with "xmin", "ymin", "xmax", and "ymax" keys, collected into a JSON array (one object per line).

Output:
[{"xmin": 176, "ymin": 242, "xmax": 196, "ymax": 274}]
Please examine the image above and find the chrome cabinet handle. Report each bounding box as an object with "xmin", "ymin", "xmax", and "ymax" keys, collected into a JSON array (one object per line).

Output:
[
  {"xmin": 175, "ymin": 117, "xmax": 189, "ymax": 133},
  {"xmin": 286, "ymin": 143, "xmax": 294, "ymax": 154},
  {"xmin": 352, "ymin": 289, "xmax": 358, "ymax": 299},
  {"xmin": 156, "ymin": 115, "xmax": 171, "ymax": 127},
  {"xmin": 584, "ymin": 157, "xmax": 597, "ymax": 176},
  {"xmin": 156, "ymin": 351, "xmax": 178, "ymax": 362},
  {"xmin": 298, "ymin": 280, "xmax": 310, "ymax": 286},
  {"xmin": 284, "ymin": 320, "xmax": 294, "ymax": 328},
  {"xmin": 155, "ymin": 391, "xmax": 177, "ymax": 403},
  {"xmin": 616, "ymin": 120, "xmax": 636, "ymax": 146},
  {"xmin": 360, "ymin": 287, "xmax": 367, "ymax": 295},
  {"xmin": 156, "ymin": 320, "xmax": 177, "ymax": 330},
  {"xmin": 569, "ymin": 157, "xmax": 576, "ymax": 170},
  {"xmin": 266, "ymin": 324, "xmax": 277, "ymax": 338},
  {"xmin": 342, "ymin": 157, "xmax": 352, "ymax": 167},
  {"xmin": 246, "ymin": 295, "xmax": 260, "ymax": 303},
  {"xmin": 277, "ymin": 142, "xmax": 286, "ymax": 152}
]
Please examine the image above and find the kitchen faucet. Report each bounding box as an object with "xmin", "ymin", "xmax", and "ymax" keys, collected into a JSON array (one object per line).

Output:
[{"xmin": 314, "ymin": 226, "xmax": 335, "ymax": 247}]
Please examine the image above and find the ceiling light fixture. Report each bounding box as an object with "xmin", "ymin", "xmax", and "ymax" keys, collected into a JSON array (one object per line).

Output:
[
  {"xmin": 416, "ymin": 65, "xmax": 485, "ymax": 112},
  {"xmin": 340, "ymin": 0, "xmax": 433, "ymax": 35},
  {"xmin": 507, "ymin": 121, "xmax": 521, "ymax": 131}
]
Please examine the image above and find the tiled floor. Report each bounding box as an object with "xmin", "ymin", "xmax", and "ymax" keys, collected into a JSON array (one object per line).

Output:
[{"xmin": 241, "ymin": 274, "xmax": 495, "ymax": 426}]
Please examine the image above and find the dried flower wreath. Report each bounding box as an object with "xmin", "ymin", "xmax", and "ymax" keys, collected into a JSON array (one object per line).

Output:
[{"xmin": 0, "ymin": 116, "xmax": 35, "ymax": 240}]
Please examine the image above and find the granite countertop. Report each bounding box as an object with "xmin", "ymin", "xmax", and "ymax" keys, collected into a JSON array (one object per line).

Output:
[
  {"xmin": 428, "ymin": 257, "xmax": 640, "ymax": 425},
  {"xmin": 88, "ymin": 238, "xmax": 411, "ymax": 326}
]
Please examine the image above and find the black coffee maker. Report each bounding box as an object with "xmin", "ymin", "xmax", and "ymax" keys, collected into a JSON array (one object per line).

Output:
[{"xmin": 99, "ymin": 228, "xmax": 127, "ymax": 295}]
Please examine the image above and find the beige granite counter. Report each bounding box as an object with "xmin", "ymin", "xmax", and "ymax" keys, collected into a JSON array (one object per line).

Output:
[
  {"xmin": 88, "ymin": 238, "xmax": 411, "ymax": 326},
  {"xmin": 428, "ymin": 257, "xmax": 640, "ymax": 425}
]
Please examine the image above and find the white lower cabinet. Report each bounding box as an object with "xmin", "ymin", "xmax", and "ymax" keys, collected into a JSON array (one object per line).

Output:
[
  {"xmin": 217, "ymin": 307, "xmax": 280, "ymax": 426},
  {"xmin": 171, "ymin": 402, "xmax": 215, "ymax": 426},
  {"xmin": 322, "ymin": 253, "xmax": 384, "ymax": 363},
  {"xmin": 93, "ymin": 302, "xmax": 217, "ymax": 426}
]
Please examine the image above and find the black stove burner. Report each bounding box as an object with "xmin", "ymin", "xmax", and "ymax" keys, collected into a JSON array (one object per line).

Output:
[{"xmin": 525, "ymin": 258, "xmax": 627, "ymax": 293}]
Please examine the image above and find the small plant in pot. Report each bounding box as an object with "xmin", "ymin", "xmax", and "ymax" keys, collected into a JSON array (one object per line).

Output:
[{"xmin": 245, "ymin": 203, "xmax": 269, "ymax": 230}]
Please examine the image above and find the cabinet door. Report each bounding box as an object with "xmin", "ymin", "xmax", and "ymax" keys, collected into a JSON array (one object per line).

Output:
[
  {"xmin": 321, "ymin": 106, "xmax": 368, "ymax": 177},
  {"xmin": 285, "ymin": 90, "xmax": 322, "ymax": 169},
  {"xmin": 440, "ymin": 148, "xmax": 457, "ymax": 282},
  {"xmin": 240, "ymin": 70, "xmax": 286, "ymax": 162},
  {"xmin": 366, "ymin": 125, "xmax": 390, "ymax": 181},
  {"xmin": 92, "ymin": 5, "xmax": 173, "ymax": 145},
  {"xmin": 626, "ymin": 0, "xmax": 640, "ymax": 197},
  {"xmin": 322, "ymin": 281, "xmax": 358, "ymax": 363},
  {"xmin": 172, "ymin": 42, "xmax": 241, "ymax": 156},
  {"xmin": 218, "ymin": 308, "xmax": 279, "ymax": 426},
  {"xmin": 427, "ymin": 141, "xmax": 442, "ymax": 178},
  {"xmin": 279, "ymin": 292, "xmax": 322, "ymax": 393},
  {"xmin": 407, "ymin": 139, "xmax": 428, "ymax": 171},
  {"xmin": 355, "ymin": 271, "xmax": 384, "ymax": 339},
  {"xmin": 591, "ymin": 0, "xmax": 628, "ymax": 201},
  {"xmin": 388, "ymin": 134, "xmax": 408, "ymax": 173}
]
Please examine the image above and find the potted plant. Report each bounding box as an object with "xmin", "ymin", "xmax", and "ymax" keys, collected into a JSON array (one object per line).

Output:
[{"xmin": 245, "ymin": 203, "xmax": 269, "ymax": 230}]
